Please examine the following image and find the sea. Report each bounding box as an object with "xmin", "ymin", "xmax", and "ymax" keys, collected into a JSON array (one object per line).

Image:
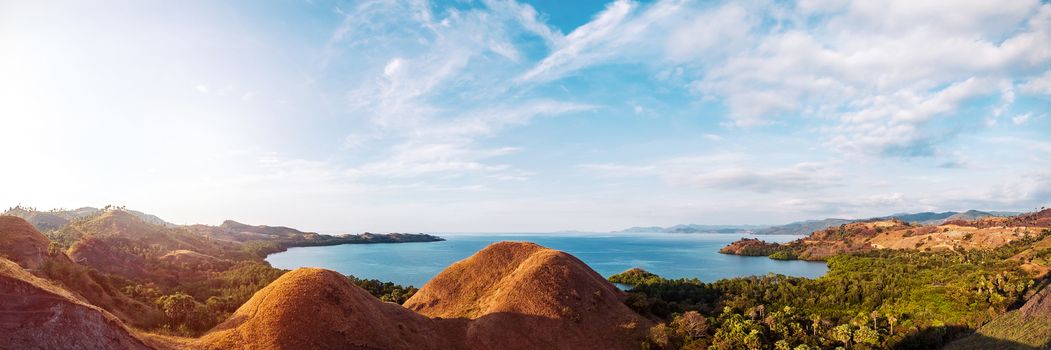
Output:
[{"xmin": 266, "ymin": 232, "xmax": 827, "ymax": 288}]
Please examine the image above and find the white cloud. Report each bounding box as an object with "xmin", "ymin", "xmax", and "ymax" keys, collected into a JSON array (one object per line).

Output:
[
  {"xmin": 1020, "ymin": 70, "xmax": 1051, "ymax": 95},
  {"xmin": 666, "ymin": 162, "xmax": 839, "ymax": 193},
  {"xmin": 1012, "ymin": 113, "xmax": 1033, "ymax": 125},
  {"xmin": 702, "ymin": 133, "xmax": 724, "ymax": 141},
  {"xmin": 518, "ymin": 0, "xmax": 1051, "ymax": 157},
  {"xmin": 517, "ymin": 0, "xmax": 637, "ymax": 83},
  {"xmin": 350, "ymin": 141, "xmax": 520, "ymax": 178},
  {"xmin": 327, "ymin": 0, "xmax": 595, "ymax": 184},
  {"xmin": 383, "ymin": 57, "xmax": 404, "ymax": 78},
  {"xmin": 581, "ymin": 157, "xmax": 838, "ymax": 193}
]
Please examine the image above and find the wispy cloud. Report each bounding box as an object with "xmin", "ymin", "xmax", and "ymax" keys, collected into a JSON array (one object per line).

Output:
[
  {"xmin": 666, "ymin": 163, "xmax": 840, "ymax": 193},
  {"xmin": 581, "ymin": 157, "xmax": 839, "ymax": 193},
  {"xmin": 519, "ymin": 0, "xmax": 1051, "ymax": 158},
  {"xmin": 4, "ymin": 0, "xmax": 1049, "ymax": 231},
  {"xmin": 327, "ymin": 0, "xmax": 596, "ymax": 184}
]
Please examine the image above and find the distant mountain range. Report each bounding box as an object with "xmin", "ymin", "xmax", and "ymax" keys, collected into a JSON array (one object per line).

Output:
[
  {"xmin": 616, "ymin": 210, "xmax": 1021, "ymax": 236},
  {"xmin": 616, "ymin": 224, "xmax": 767, "ymax": 234}
]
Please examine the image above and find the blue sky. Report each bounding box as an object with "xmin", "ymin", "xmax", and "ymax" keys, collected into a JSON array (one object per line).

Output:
[{"xmin": 1, "ymin": 0, "xmax": 1050, "ymax": 232}]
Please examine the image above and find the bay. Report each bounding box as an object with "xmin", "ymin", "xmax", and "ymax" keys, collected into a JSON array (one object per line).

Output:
[{"xmin": 266, "ymin": 232, "xmax": 826, "ymax": 288}]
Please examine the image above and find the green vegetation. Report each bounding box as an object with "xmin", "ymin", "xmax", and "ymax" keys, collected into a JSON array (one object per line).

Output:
[
  {"xmin": 346, "ymin": 275, "xmax": 418, "ymax": 303},
  {"xmin": 609, "ymin": 268, "xmax": 662, "ymax": 286},
  {"xmin": 117, "ymin": 261, "xmax": 419, "ymax": 336},
  {"xmin": 767, "ymin": 250, "xmax": 798, "ymax": 260},
  {"xmin": 621, "ymin": 232, "xmax": 1049, "ymax": 350}
]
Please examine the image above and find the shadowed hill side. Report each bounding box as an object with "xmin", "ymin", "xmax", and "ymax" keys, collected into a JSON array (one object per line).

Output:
[
  {"xmin": 0, "ymin": 258, "xmax": 151, "ymax": 349},
  {"xmin": 0, "ymin": 215, "xmax": 65, "ymax": 270},
  {"xmin": 405, "ymin": 241, "xmax": 651, "ymax": 350},
  {"xmin": 945, "ymin": 284, "xmax": 1051, "ymax": 350}
]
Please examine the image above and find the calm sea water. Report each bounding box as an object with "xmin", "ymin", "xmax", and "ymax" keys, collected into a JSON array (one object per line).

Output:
[{"xmin": 266, "ymin": 233, "xmax": 827, "ymax": 288}]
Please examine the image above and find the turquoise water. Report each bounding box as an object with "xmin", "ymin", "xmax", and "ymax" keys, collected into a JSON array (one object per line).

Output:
[{"xmin": 266, "ymin": 233, "xmax": 827, "ymax": 288}]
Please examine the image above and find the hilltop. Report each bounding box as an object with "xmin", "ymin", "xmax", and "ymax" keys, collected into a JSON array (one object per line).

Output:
[
  {"xmin": 405, "ymin": 242, "xmax": 650, "ymax": 349},
  {"xmin": 4, "ymin": 205, "xmax": 172, "ymax": 231},
  {"xmin": 201, "ymin": 241, "xmax": 647, "ymax": 349},
  {"xmin": 721, "ymin": 209, "xmax": 1051, "ymax": 263},
  {"xmin": 200, "ymin": 268, "xmax": 458, "ymax": 350},
  {"xmin": 5, "ymin": 206, "xmax": 443, "ymax": 253}
]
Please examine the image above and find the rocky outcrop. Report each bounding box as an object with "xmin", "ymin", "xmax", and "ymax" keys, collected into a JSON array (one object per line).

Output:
[{"xmin": 718, "ymin": 238, "xmax": 781, "ymax": 256}]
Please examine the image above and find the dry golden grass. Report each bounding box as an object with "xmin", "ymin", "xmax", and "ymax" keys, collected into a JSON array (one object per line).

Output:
[
  {"xmin": 201, "ymin": 242, "xmax": 650, "ymax": 350},
  {"xmin": 405, "ymin": 241, "xmax": 651, "ymax": 350}
]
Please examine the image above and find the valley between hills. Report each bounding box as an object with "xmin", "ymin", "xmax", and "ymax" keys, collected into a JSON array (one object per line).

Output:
[{"xmin": 1, "ymin": 206, "xmax": 1050, "ymax": 349}]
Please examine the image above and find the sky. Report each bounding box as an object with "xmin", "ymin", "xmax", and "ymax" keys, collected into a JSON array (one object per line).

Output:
[{"xmin": 1, "ymin": 0, "xmax": 1050, "ymax": 233}]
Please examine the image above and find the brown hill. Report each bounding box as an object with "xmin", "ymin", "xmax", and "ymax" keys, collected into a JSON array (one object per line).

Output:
[
  {"xmin": 404, "ymin": 241, "xmax": 650, "ymax": 349},
  {"xmin": 0, "ymin": 215, "xmax": 165, "ymax": 328},
  {"xmin": 159, "ymin": 249, "xmax": 232, "ymax": 271},
  {"xmin": 4, "ymin": 206, "xmax": 174, "ymax": 232},
  {"xmin": 782, "ymin": 220, "xmax": 906, "ymax": 260},
  {"xmin": 2, "ymin": 207, "xmax": 71, "ymax": 231},
  {"xmin": 0, "ymin": 215, "xmax": 64, "ymax": 270},
  {"xmin": 201, "ymin": 242, "xmax": 649, "ymax": 350},
  {"xmin": 200, "ymin": 268, "xmax": 463, "ymax": 350},
  {"xmin": 66, "ymin": 210, "xmax": 236, "ymax": 281},
  {"xmin": 0, "ymin": 257, "xmax": 151, "ymax": 349},
  {"xmin": 1019, "ymin": 283, "xmax": 1051, "ymax": 319}
]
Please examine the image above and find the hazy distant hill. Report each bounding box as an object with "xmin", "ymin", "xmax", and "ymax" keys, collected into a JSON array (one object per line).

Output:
[
  {"xmin": 615, "ymin": 224, "xmax": 767, "ymax": 234},
  {"xmin": 875, "ymin": 210, "xmax": 1019, "ymax": 225},
  {"xmin": 623, "ymin": 210, "xmax": 1021, "ymax": 236},
  {"xmin": 751, "ymin": 218, "xmax": 855, "ymax": 236},
  {"xmin": 753, "ymin": 210, "xmax": 1019, "ymax": 235}
]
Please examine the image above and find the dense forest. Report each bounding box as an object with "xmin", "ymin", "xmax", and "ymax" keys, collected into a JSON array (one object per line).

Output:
[{"xmin": 613, "ymin": 228, "xmax": 1051, "ymax": 349}]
